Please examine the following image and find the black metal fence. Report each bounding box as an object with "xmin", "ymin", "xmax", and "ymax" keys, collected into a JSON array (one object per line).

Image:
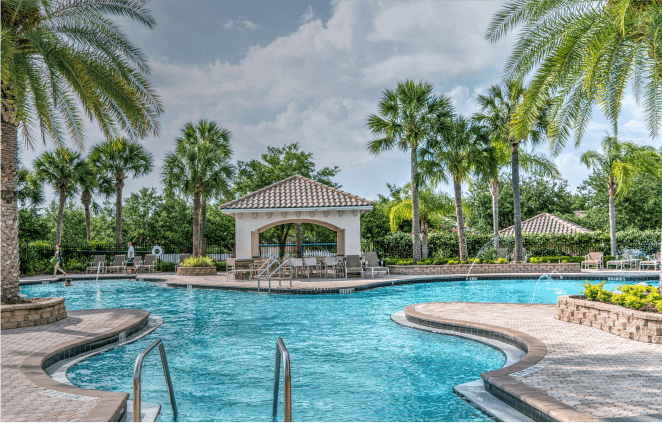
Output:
[{"xmin": 258, "ymin": 243, "xmax": 337, "ymax": 257}]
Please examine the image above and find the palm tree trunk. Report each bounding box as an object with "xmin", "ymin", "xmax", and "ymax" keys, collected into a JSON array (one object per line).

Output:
[
  {"xmin": 295, "ymin": 223, "xmax": 302, "ymax": 258},
  {"xmin": 453, "ymin": 178, "xmax": 468, "ymax": 261},
  {"xmin": 192, "ymin": 190, "xmax": 201, "ymax": 257},
  {"xmin": 421, "ymin": 218, "xmax": 428, "ymax": 259},
  {"xmin": 659, "ymin": 221, "xmax": 661, "ymax": 292},
  {"xmin": 114, "ymin": 179, "xmax": 124, "ymax": 247},
  {"xmin": 608, "ymin": 181, "xmax": 617, "ymax": 256},
  {"xmin": 201, "ymin": 197, "xmax": 207, "ymax": 257},
  {"xmin": 82, "ymin": 189, "xmax": 92, "ymax": 241},
  {"xmin": 511, "ymin": 142, "xmax": 523, "ymax": 262},
  {"xmin": 1, "ymin": 117, "xmax": 20, "ymax": 303},
  {"xmin": 56, "ymin": 190, "xmax": 66, "ymax": 245},
  {"xmin": 411, "ymin": 147, "xmax": 421, "ymax": 263},
  {"xmin": 490, "ymin": 177, "xmax": 500, "ymax": 249}
]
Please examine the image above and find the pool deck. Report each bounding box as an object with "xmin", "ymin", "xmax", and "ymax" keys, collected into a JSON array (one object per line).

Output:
[
  {"xmin": 400, "ymin": 302, "xmax": 662, "ymax": 422},
  {"xmin": 1, "ymin": 308, "xmax": 148, "ymax": 422}
]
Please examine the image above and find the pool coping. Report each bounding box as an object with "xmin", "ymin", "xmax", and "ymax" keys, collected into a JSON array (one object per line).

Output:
[
  {"xmin": 19, "ymin": 309, "xmax": 150, "ymax": 422},
  {"xmin": 402, "ymin": 303, "xmax": 598, "ymax": 422}
]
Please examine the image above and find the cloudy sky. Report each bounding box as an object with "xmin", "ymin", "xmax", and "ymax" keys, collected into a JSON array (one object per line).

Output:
[{"xmin": 23, "ymin": 0, "xmax": 661, "ymax": 205}]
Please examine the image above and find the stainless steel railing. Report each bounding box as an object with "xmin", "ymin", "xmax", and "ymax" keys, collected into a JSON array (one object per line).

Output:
[
  {"xmin": 268, "ymin": 260, "xmax": 292, "ymax": 294},
  {"xmin": 272, "ymin": 337, "xmax": 291, "ymax": 422},
  {"xmin": 133, "ymin": 338, "xmax": 178, "ymax": 422},
  {"xmin": 258, "ymin": 260, "xmax": 280, "ymax": 294}
]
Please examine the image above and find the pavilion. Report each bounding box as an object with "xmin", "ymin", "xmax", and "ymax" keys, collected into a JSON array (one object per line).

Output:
[{"xmin": 220, "ymin": 175, "xmax": 374, "ymax": 260}]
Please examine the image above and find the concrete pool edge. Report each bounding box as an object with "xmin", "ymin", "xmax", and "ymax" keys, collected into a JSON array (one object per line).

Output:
[
  {"xmin": 19, "ymin": 309, "xmax": 150, "ymax": 422},
  {"xmin": 400, "ymin": 304, "xmax": 598, "ymax": 423}
]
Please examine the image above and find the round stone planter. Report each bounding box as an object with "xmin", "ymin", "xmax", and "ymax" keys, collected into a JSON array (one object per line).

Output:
[
  {"xmin": 555, "ymin": 295, "xmax": 662, "ymax": 344},
  {"xmin": 1, "ymin": 297, "xmax": 67, "ymax": 330},
  {"xmin": 175, "ymin": 266, "xmax": 217, "ymax": 276}
]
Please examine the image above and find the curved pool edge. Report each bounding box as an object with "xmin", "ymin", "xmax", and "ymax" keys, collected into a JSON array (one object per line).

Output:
[
  {"xmin": 401, "ymin": 304, "xmax": 598, "ymax": 423},
  {"xmin": 20, "ymin": 309, "xmax": 150, "ymax": 422}
]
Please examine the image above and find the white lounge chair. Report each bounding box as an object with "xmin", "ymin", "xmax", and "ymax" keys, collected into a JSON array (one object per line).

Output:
[
  {"xmin": 303, "ymin": 257, "xmax": 320, "ymax": 277},
  {"xmin": 640, "ymin": 252, "xmax": 661, "ymax": 270},
  {"xmin": 323, "ymin": 257, "xmax": 342, "ymax": 278},
  {"xmin": 364, "ymin": 252, "xmax": 389, "ymax": 278}
]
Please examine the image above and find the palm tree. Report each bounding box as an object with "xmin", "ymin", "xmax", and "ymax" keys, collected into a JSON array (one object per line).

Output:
[
  {"xmin": 487, "ymin": 0, "xmax": 662, "ymax": 150},
  {"xmin": 367, "ymin": 80, "xmax": 453, "ymax": 263},
  {"xmin": 389, "ymin": 188, "xmax": 454, "ymax": 258},
  {"xmin": 580, "ymin": 135, "xmax": 662, "ymax": 256},
  {"xmin": 161, "ymin": 120, "xmax": 234, "ymax": 257},
  {"xmin": 79, "ymin": 159, "xmax": 114, "ymax": 242},
  {"xmin": 90, "ymin": 139, "xmax": 154, "ymax": 247},
  {"xmin": 418, "ymin": 116, "xmax": 495, "ymax": 261},
  {"xmin": 472, "ymin": 83, "xmax": 546, "ymax": 262},
  {"xmin": 17, "ymin": 168, "xmax": 44, "ymax": 208},
  {"xmin": 1, "ymin": 0, "xmax": 161, "ymax": 303},
  {"xmin": 33, "ymin": 148, "xmax": 88, "ymax": 244}
]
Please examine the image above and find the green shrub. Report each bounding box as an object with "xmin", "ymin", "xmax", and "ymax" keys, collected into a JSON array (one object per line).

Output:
[
  {"xmin": 596, "ymin": 289, "xmax": 613, "ymax": 303},
  {"xmin": 181, "ymin": 256, "xmax": 215, "ymax": 267},
  {"xmin": 157, "ymin": 261, "xmax": 176, "ymax": 272},
  {"xmin": 581, "ymin": 280, "xmax": 606, "ymax": 300},
  {"xmin": 447, "ymin": 259, "xmax": 459, "ymax": 265},
  {"xmin": 496, "ymin": 258, "xmax": 508, "ymax": 264},
  {"xmin": 215, "ymin": 261, "xmax": 227, "ymax": 271}
]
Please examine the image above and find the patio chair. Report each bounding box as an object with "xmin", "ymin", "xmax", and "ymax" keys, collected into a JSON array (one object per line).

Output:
[
  {"xmin": 106, "ymin": 255, "xmax": 126, "ymax": 274},
  {"xmin": 639, "ymin": 252, "xmax": 661, "ymax": 270},
  {"xmin": 323, "ymin": 256, "xmax": 342, "ymax": 278},
  {"xmin": 364, "ymin": 251, "xmax": 389, "ymax": 278},
  {"xmin": 303, "ymin": 257, "xmax": 320, "ymax": 277},
  {"xmin": 345, "ymin": 255, "xmax": 364, "ymax": 279},
  {"xmin": 289, "ymin": 258, "xmax": 308, "ymax": 278},
  {"xmin": 607, "ymin": 250, "xmax": 636, "ymax": 269},
  {"xmin": 86, "ymin": 255, "xmax": 106, "ymax": 274},
  {"xmin": 136, "ymin": 254, "xmax": 156, "ymax": 273},
  {"xmin": 582, "ymin": 252, "xmax": 604, "ymax": 269}
]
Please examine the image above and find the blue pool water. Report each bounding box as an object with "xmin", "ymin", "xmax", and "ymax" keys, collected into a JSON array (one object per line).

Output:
[{"xmin": 22, "ymin": 278, "xmax": 622, "ymax": 422}]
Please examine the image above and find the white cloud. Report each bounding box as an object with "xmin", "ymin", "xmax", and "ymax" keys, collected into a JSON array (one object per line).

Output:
[
  {"xmin": 300, "ymin": 5, "xmax": 315, "ymax": 24},
  {"xmin": 223, "ymin": 17, "xmax": 263, "ymax": 30}
]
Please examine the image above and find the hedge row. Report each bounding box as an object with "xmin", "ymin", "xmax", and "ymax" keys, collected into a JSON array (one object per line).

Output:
[{"xmin": 372, "ymin": 230, "xmax": 661, "ymax": 259}]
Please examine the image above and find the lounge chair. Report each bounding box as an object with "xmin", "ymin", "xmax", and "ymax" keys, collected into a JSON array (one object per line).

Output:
[
  {"xmin": 607, "ymin": 250, "xmax": 636, "ymax": 269},
  {"xmin": 136, "ymin": 254, "xmax": 156, "ymax": 273},
  {"xmin": 323, "ymin": 256, "xmax": 342, "ymax": 278},
  {"xmin": 364, "ymin": 251, "xmax": 389, "ymax": 278},
  {"xmin": 289, "ymin": 258, "xmax": 307, "ymax": 278},
  {"xmin": 639, "ymin": 252, "xmax": 661, "ymax": 270},
  {"xmin": 106, "ymin": 255, "xmax": 126, "ymax": 274},
  {"xmin": 303, "ymin": 257, "xmax": 320, "ymax": 277},
  {"xmin": 345, "ymin": 255, "xmax": 364, "ymax": 279},
  {"xmin": 582, "ymin": 252, "xmax": 604, "ymax": 269},
  {"xmin": 86, "ymin": 255, "xmax": 106, "ymax": 274}
]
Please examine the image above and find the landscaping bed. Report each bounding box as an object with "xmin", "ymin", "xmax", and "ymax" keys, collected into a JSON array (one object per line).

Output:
[
  {"xmin": 388, "ymin": 262, "xmax": 581, "ymax": 275},
  {"xmin": 1, "ymin": 297, "xmax": 67, "ymax": 330}
]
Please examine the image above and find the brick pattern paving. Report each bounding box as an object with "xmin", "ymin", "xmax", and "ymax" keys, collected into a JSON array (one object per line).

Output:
[
  {"xmin": 1, "ymin": 309, "xmax": 143, "ymax": 422},
  {"xmin": 413, "ymin": 303, "xmax": 662, "ymax": 420}
]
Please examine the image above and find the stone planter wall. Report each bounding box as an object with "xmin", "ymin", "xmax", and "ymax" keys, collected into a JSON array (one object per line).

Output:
[
  {"xmin": 388, "ymin": 262, "xmax": 581, "ymax": 275},
  {"xmin": 1, "ymin": 297, "xmax": 67, "ymax": 330},
  {"xmin": 175, "ymin": 266, "xmax": 217, "ymax": 276},
  {"xmin": 555, "ymin": 295, "xmax": 662, "ymax": 344}
]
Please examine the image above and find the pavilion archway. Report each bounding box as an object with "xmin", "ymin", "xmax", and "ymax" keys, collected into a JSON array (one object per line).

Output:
[{"xmin": 252, "ymin": 219, "xmax": 345, "ymax": 258}]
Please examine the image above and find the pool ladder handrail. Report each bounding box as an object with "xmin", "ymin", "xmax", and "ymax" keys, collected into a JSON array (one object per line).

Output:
[
  {"xmin": 272, "ymin": 337, "xmax": 291, "ymax": 422},
  {"xmin": 257, "ymin": 259, "xmax": 280, "ymax": 294},
  {"xmin": 268, "ymin": 260, "xmax": 292, "ymax": 294},
  {"xmin": 133, "ymin": 338, "xmax": 178, "ymax": 422}
]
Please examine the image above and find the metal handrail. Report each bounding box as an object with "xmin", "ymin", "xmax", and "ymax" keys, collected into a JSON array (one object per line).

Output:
[
  {"xmin": 268, "ymin": 260, "xmax": 292, "ymax": 294},
  {"xmin": 257, "ymin": 260, "xmax": 280, "ymax": 294},
  {"xmin": 133, "ymin": 338, "xmax": 178, "ymax": 422},
  {"xmin": 253, "ymin": 257, "xmax": 276, "ymax": 278},
  {"xmin": 272, "ymin": 337, "xmax": 291, "ymax": 422}
]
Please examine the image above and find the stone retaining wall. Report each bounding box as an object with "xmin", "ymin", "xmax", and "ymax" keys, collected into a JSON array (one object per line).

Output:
[
  {"xmin": 555, "ymin": 295, "xmax": 662, "ymax": 344},
  {"xmin": 175, "ymin": 266, "xmax": 217, "ymax": 276},
  {"xmin": 388, "ymin": 262, "xmax": 581, "ymax": 275},
  {"xmin": 1, "ymin": 297, "xmax": 67, "ymax": 330}
]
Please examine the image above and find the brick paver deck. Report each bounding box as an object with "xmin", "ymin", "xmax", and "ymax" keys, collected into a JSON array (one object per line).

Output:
[
  {"xmin": 1, "ymin": 308, "xmax": 147, "ymax": 422},
  {"xmin": 410, "ymin": 302, "xmax": 662, "ymax": 421}
]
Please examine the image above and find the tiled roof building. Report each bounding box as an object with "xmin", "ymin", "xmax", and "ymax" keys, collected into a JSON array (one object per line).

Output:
[
  {"xmin": 499, "ymin": 213, "xmax": 593, "ymax": 236},
  {"xmin": 220, "ymin": 175, "xmax": 374, "ymax": 210}
]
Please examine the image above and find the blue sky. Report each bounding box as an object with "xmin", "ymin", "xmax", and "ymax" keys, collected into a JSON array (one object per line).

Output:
[{"xmin": 23, "ymin": 0, "xmax": 661, "ymax": 205}]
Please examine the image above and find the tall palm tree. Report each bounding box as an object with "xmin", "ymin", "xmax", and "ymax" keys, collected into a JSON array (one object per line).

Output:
[
  {"xmin": 200, "ymin": 159, "xmax": 234, "ymax": 256},
  {"xmin": 79, "ymin": 159, "xmax": 114, "ymax": 242},
  {"xmin": 389, "ymin": 188, "xmax": 454, "ymax": 259},
  {"xmin": 90, "ymin": 139, "xmax": 154, "ymax": 247},
  {"xmin": 487, "ymin": 0, "xmax": 662, "ymax": 151},
  {"xmin": 17, "ymin": 168, "xmax": 44, "ymax": 208},
  {"xmin": 33, "ymin": 148, "xmax": 89, "ymax": 244},
  {"xmin": 161, "ymin": 120, "xmax": 234, "ymax": 257},
  {"xmin": 472, "ymin": 83, "xmax": 546, "ymax": 261},
  {"xmin": 418, "ymin": 116, "xmax": 495, "ymax": 261},
  {"xmin": 367, "ymin": 80, "xmax": 453, "ymax": 263},
  {"xmin": 580, "ymin": 135, "xmax": 662, "ymax": 256},
  {"xmin": 1, "ymin": 0, "xmax": 161, "ymax": 303}
]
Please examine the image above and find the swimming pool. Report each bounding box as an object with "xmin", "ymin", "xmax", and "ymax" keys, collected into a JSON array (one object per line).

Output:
[{"xmin": 22, "ymin": 278, "xmax": 624, "ymax": 422}]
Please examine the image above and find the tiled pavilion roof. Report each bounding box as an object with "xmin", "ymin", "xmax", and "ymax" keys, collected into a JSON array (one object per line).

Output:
[
  {"xmin": 499, "ymin": 213, "xmax": 593, "ymax": 236},
  {"xmin": 220, "ymin": 175, "xmax": 374, "ymax": 210}
]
